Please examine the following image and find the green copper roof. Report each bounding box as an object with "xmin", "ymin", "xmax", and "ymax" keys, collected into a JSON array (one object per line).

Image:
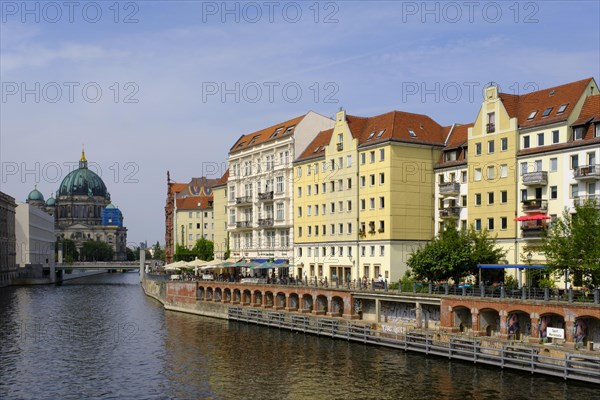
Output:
[
  {"xmin": 27, "ymin": 187, "xmax": 45, "ymax": 201},
  {"xmin": 58, "ymin": 166, "xmax": 108, "ymax": 198}
]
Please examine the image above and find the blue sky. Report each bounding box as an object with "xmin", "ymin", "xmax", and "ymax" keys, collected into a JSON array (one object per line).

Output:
[{"xmin": 1, "ymin": 0, "xmax": 599, "ymax": 245}]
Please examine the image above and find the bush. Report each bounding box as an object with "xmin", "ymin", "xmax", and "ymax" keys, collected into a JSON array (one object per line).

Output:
[{"xmin": 504, "ymin": 275, "xmax": 517, "ymax": 289}]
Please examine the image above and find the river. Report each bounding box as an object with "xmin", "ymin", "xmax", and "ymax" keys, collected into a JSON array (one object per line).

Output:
[{"xmin": 0, "ymin": 273, "xmax": 597, "ymax": 399}]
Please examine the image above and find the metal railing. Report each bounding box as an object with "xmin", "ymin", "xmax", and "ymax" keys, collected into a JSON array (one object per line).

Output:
[
  {"xmin": 573, "ymin": 164, "xmax": 600, "ymax": 179},
  {"xmin": 439, "ymin": 182, "xmax": 460, "ymax": 195},
  {"xmin": 522, "ymin": 171, "xmax": 548, "ymax": 186},
  {"xmin": 522, "ymin": 198, "xmax": 548, "ymax": 211},
  {"xmin": 227, "ymin": 306, "xmax": 600, "ymax": 384},
  {"xmin": 258, "ymin": 191, "xmax": 274, "ymax": 201},
  {"xmin": 235, "ymin": 196, "xmax": 253, "ymax": 204}
]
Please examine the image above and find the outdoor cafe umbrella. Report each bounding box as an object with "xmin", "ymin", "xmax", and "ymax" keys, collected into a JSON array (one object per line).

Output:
[{"xmin": 163, "ymin": 260, "xmax": 187, "ymax": 271}]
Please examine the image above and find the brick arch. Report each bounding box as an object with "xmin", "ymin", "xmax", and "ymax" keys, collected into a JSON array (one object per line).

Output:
[
  {"xmin": 452, "ymin": 306, "xmax": 472, "ymax": 333},
  {"xmin": 242, "ymin": 289, "xmax": 252, "ymax": 304},
  {"xmin": 206, "ymin": 287, "xmax": 213, "ymax": 300},
  {"xmin": 214, "ymin": 287, "xmax": 222, "ymax": 302},
  {"xmin": 479, "ymin": 308, "xmax": 500, "ymax": 337},
  {"xmin": 276, "ymin": 292, "xmax": 286, "ymax": 309},
  {"xmin": 223, "ymin": 288, "xmax": 231, "ymax": 303},
  {"xmin": 253, "ymin": 290, "xmax": 262, "ymax": 306},
  {"xmin": 233, "ymin": 288, "xmax": 241, "ymax": 303},
  {"xmin": 287, "ymin": 293, "xmax": 299, "ymax": 311},
  {"xmin": 264, "ymin": 291, "xmax": 274, "ymax": 307}
]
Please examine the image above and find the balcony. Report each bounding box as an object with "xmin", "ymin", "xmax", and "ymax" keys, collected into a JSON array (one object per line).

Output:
[
  {"xmin": 235, "ymin": 220, "xmax": 253, "ymax": 229},
  {"xmin": 522, "ymin": 199, "xmax": 548, "ymax": 212},
  {"xmin": 235, "ymin": 196, "xmax": 253, "ymax": 205},
  {"xmin": 486, "ymin": 123, "xmax": 495, "ymax": 133},
  {"xmin": 521, "ymin": 221, "xmax": 548, "ymax": 239},
  {"xmin": 337, "ymin": 142, "xmax": 343, "ymax": 151},
  {"xmin": 258, "ymin": 191, "xmax": 274, "ymax": 201},
  {"xmin": 574, "ymin": 194, "xmax": 600, "ymax": 208},
  {"xmin": 439, "ymin": 182, "xmax": 460, "ymax": 196},
  {"xmin": 258, "ymin": 218, "xmax": 274, "ymax": 227},
  {"xmin": 439, "ymin": 206, "xmax": 461, "ymax": 219},
  {"xmin": 573, "ymin": 164, "xmax": 600, "ymax": 180},
  {"xmin": 522, "ymin": 171, "xmax": 548, "ymax": 186}
]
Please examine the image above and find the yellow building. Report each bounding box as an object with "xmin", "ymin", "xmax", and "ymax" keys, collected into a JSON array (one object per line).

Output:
[
  {"xmin": 212, "ymin": 170, "xmax": 229, "ymax": 260},
  {"xmin": 294, "ymin": 109, "xmax": 445, "ymax": 283}
]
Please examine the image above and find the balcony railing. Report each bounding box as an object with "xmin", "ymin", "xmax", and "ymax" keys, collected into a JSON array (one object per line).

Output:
[
  {"xmin": 258, "ymin": 191, "xmax": 274, "ymax": 201},
  {"xmin": 236, "ymin": 196, "xmax": 253, "ymax": 205},
  {"xmin": 522, "ymin": 171, "xmax": 548, "ymax": 186},
  {"xmin": 439, "ymin": 182, "xmax": 460, "ymax": 195},
  {"xmin": 573, "ymin": 164, "xmax": 600, "ymax": 180},
  {"xmin": 521, "ymin": 221, "xmax": 548, "ymax": 239},
  {"xmin": 336, "ymin": 142, "xmax": 343, "ymax": 151},
  {"xmin": 522, "ymin": 199, "xmax": 548, "ymax": 212},
  {"xmin": 258, "ymin": 218, "xmax": 274, "ymax": 227},
  {"xmin": 574, "ymin": 194, "xmax": 600, "ymax": 208},
  {"xmin": 486, "ymin": 123, "xmax": 495, "ymax": 133},
  {"xmin": 439, "ymin": 206, "xmax": 461, "ymax": 219},
  {"xmin": 235, "ymin": 220, "xmax": 253, "ymax": 229}
]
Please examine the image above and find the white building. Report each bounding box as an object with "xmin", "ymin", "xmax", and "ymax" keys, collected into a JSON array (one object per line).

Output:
[
  {"xmin": 227, "ymin": 111, "xmax": 335, "ymax": 269},
  {"xmin": 15, "ymin": 203, "xmax": 55, "ymax": 268}
]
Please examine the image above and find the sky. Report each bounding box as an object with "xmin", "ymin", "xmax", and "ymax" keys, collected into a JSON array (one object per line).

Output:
[{"xmin": 1, "ymin": 0, "xmax": 599, "ymax": 246}]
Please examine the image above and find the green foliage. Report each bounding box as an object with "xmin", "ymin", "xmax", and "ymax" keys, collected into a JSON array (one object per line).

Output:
[
  {"xmin": 537, "ymin": 277, "xmax": 556, "ymax": 289},
  {"xmin": 174, "ymin": 239, "xmax": 215, "ymax": 262},
  {"xmin": 126, "ymin": 247, "xmax": 136, "ymax": 261},
  {"xmin": 504, "ymin": 275, "xmax": 517, "ymax": 289},
  {"xmin": 80, "ymin": 240, "xmax": 114, "ymax": 261},
  {"xmin": 542, "ymin": 199, "xmax": 600, "ymax": 288},
  {"xmin": 55, "ymin": 239, "xmax": 79, "ymax": 262},
  {"xmin": 152, "ymin": 241, "xmax": 164, "ymax": 260},
  {"xmin": 407, "ymin": 223, "xmax": 506, "ymax": 283}
]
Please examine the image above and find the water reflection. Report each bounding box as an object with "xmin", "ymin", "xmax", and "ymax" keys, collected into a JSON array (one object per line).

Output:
[{"xmin": 0, "ymin": 273, "xmax": 597, "ymax": 399}]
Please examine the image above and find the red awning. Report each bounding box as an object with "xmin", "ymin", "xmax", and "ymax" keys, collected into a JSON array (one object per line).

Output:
[{"xmin": 514, "ymin": 214, "xmax": 551, "ymax": 221}]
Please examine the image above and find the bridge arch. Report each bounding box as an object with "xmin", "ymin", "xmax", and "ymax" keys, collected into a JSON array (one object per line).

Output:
[
  {"xmin": 479, "ymin": 308, "xmax": 500, "ymax": 337},
  {"xmin": 506, "ymin": 310, "xmax": 530, "ymax": 340},
  {"xmin": 539, "ymin": 313, "xmax": 565, "ymax": 343},
  {"xmin": 574, "ymin": 316, "xmax": 600, "ymax": 348}
]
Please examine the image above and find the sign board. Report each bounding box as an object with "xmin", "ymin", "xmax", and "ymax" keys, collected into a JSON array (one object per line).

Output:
[{"xmin": 547, "ymin": 327, "xmax": 564, "ymax": 339}]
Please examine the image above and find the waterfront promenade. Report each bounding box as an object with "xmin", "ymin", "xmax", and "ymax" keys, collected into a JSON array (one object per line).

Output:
[{"xmin": 142, "ymin": 274, "xmax": 600, "ymax": 384}]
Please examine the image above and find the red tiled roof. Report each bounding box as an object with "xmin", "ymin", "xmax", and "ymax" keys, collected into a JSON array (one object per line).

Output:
[
  {"xmin": 296, "ymin": 129, "xmax": 333, "ymax": 162},
  {"xmin": 169, "ymin": 183, "xmax": 187, "ymax": 195},
  {"xmin": 572, "ymin": 94, "xmax": 600, "ymax": 126},
  {"xmin": 499, "ymin": 78, "xmax": 593, "ymax": 129},
  {"xmin": 213, "ymin": 169, "xmax": 229, "ymax": 188},
  {"xmin": 435, "ymin": 123, "xmax": 472, "ymax": 167},
  {"xmin": 176, "ymin": 196, "xmax": 213, "ymax": 210},
  {"xmin": 229, "ymin": 114, "xmax": 306, "ymax": 153}
]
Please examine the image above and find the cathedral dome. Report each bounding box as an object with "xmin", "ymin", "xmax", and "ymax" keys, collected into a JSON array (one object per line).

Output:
[
  {"xmin": 27, "ymin": 187, "xmax": 45, "ymax": 202},
  {"xmin": 46, "ymin": 195, "xmax": 56, "ymax": 206},
  {"xmin": 58, "ymin": 150, "xmax": 108, "ymax": 198}
]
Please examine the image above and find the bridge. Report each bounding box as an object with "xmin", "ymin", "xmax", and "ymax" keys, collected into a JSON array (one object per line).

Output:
[{"xmin": 55, "ymin": 261, "xmax": 141, "ymax": 271}]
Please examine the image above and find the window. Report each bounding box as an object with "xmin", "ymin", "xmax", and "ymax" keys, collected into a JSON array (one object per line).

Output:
[
  {"xmin": 339, "ymin": 223, "xmax": 343, "ymax": 234},
  {"xmin": 488, "ymin": 218, "xmax": 494, "ymax": 230},
  {"xmin": 488, "ymin": 192, "xmax": 494, "ymax": 205},
  {"xmin": 307, "ymin": 165, "xmax": 311, "ymax": 175},
  {"xmin": 369, "ymin": 198, "xmax": 375, "ymax": 209},
  {"xmin": 348, "ymin": 247, "xmax": 352, "ymax": 257},
  {"xmin": 487, "ymin": 112, "xmax": 495, "ymax": 133},
  {"xmin": 557, "ymin": 103, "xmax": 568, "ymax": 114},
  {"xmin": 360, "ymin": 176, "xmax": 366, "ymax": 187},
  {"xmin": 322, "ymin": 183, "xmax": 326, "ymax": 193},
  {"xmin": 347, "ymin": 223, "xmax": 353, "ymax": 234},
  {"xmin": 314, "ymin": 204, "xmax": 319, "ymax": 216},
  {"xmin": 322, "ymin": 162, "xmax": 326, "ymax": 172},
  {"xmin": 461, "ymin": 195, "xmax": 467, "ymax": 207},
  {"xmin": 379, "ymin": 196, "xmax": 385, "ymax": 208},
  {"xmin": 338, "ymin": 179, "xmax": 343, "ymax": 191},
  {"xmin": 379, "ymin": 173, "xmax": 385, "ymax": 185},
  {"xmin": 347, "ymin": 200, "xmax": 352, "ymax": 211},
  {"xmin": 298, "ymin": 207, "xmax": 302, "ymax": 217},
  {"xmin": 307, "ymin": 205, "xmax": 312, "ymax": 216},
  {"xmin": 298, "ymin": 227, "xmax": 302, "ymax": 237},
  {"xmin": 574, "ymin": 127, "xmax": 584, "ymax": 140},
  {"xmin": 550, "ymin": 158, "xmax": 558, "ymax": 172},
  {"xmin": 475, "ymin": 193, "xmax": 481, "ymax": 206},
  {"xmin": 339, "ymin": 247, "xmax": 344, "ymax": 256},
  {"xmin": 408, "ymin": 130, "xmax": 417, "ymax": 137},
  {"xmin": 370, "ymin": 174, "xmax": 375, "ymax": 186},
  {"xmin": 475, "ymin": 219, "xmax": 482, "ymax": 231},
  {"xmin": 330, "ymin": 159, "xmax": 336, "ymax": 171},
  {"xmin": 500, "ymin": 164, "xmax": 508, "ymax": 178},
  {"xmin": 298, "ymin": 248, "xmax": 302, "ymax": 257},
  {"xmin": 520, "ymin": 162, "xmax": 528, "ymax": 175},
  {"xmin": 521, "ymin": 189, "xmax": 527, "ymax": 201},
  {"xmin": 297, "ymin": 167, "xmax": 302, "ymax": 177},
  {"xmin": 360, "ymin": 199, "xmax": 366, "ymax": 210},
  {"xmin": 360, "ymin": 153, "xmax": 366, "ymax": 164},
  {"xmin": 330, "ymin": 202, "xmax": 335, "ymax": 213},
  {"xmin": 488, "ymin": 140, "xmax": 495, "ymax": 153},
  {"xmin": 537, "ymin": 133, "xmax": 544, "ymax": 146},
  {"xmin": 308, "ymin": 226, "xmax": 312, "ymax": 236},
  {"xmin": 501, "ymin": 217, "xmax": 507, "ymax": 230},
  {"xmin": 487, "ymin": 166, "xmax": 495, "ymax": 179},
  {"xmin": 474, "ymin": 168, "xmax": 482, "ymax": 181},
  {"xmin": 379, "ymin": 148, "xmax": 385, "ymax": 161},
  {"xmin": 461, "ymin": 171, "xmax": 467, "ymax": 183},
  {"xmin": 534, "ymin": 160, "xmax": 542, "ymax": 172},
  {"xmin": 475, "ymin": 142, "xmax": 482, "ymax": 155},
  {"xmin": 297, "ymin": 187, "xmax": 302, "ymax": 197},
  {"xmin": 276, "ymin": 203, "xmax": 284, "ymax": 220},
  {"xmin": 370, "ymin": 246, "xmax": 375, "ymax": 257},
  {"xmin": 523, "ymin": 136, "xmax": 530, "ymax": 149},
  {"xmin": 307, "ymin": 185, "xmax": 311, "ymax": 196},
  {"xmin": 552, "ymin": 130, "xmax": 559, "ymax": 144},
  {"xmin": 322, "ymin": 204, "xmax": 326, "ymax": 214},
  {"xmin": 369, "ymin": 151, "xmax": 375, "ymax": 163},
  {"xmin": 570, "ymin": 184, "xmax": 578, "ymax": 199},
  {"xmin": 596, "ymin": 123, "xmax": 600, "ymax": 138},
  {"xmin": 541, "ymin": 107, "xmax": 553, "ymax": 117},
  {"xmin": 571, "ymin": 155, "xmax": 579, "ymax": 169},
  {"xmin": 188, "ymin": 223, "xmax": 192, "ymax": 229},
  {"xmin": 527, "ymin": 110, "xmax": 537, "ymax": 120},
  {"xmin": 338, "ymin": 201, "xmax": 343, "ymax": 212},
  {"xmin": 347, "ymin": 178, "xmax": 352, "ymax": 190},
  {"xmin": 330, "ymin": 225, "xmax": 335, "ymax": 235},
  {"xmin": 501, "ymin": 137, "xmax": 508, "ymax": 151},
  {"xmin": 361, "ymin": 246, "xmax": 366, "ymax": 257},
  {"xmin": 346, "ymin": 155, "xmax": 352, "ymax": 167},
  {"xmin": 501, "ymin": 191, "xmax": 507, "ymax": 203},
  {"xmin": 379, "ymin": 220, "xmax": 384, "ymax": 232},
  {"xmin": 550, "ymin": 186, "xmax": 557, "ymax": 199},
  {"xmin": 188, "ymin": 212, "xmax": 192, "ymax": 218}
]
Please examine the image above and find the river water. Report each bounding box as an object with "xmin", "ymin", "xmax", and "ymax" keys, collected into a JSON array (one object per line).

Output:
[{"xmin": 0, "ymin": 273, "xmax": 597, "ymax": 399}]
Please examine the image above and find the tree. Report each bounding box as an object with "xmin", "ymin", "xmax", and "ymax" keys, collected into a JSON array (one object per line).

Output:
[
  {"xmin": 152, "ymin": 241, "xmax": 164, "ymax": 260},
  {"xmin": 81, "ymin": 240, "xmax": 114, "ymax": 261},
  {"xmin": 126, "ymin": 247, "xmax": 136, "ymax": 261},
  {"xmin": 55, "ymin": 239, "xmax": 79, "ymax": 262},
  {"xmin": 542, "ymin": 199, "xmax": 600, "ymax": 288},
  {"xmin": 193, "ymin": 238, "xmax": 214, "ymax": 261},
  {"xmin": 407, "ymin": 224, "xmax": 506, "ymax": 283}
]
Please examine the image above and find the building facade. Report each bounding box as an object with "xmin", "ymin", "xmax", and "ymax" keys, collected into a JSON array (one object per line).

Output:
[
  {"xmin": 293, "ymin": 109, "xmax": 445, "ymax": 283},
  {"xmin": 15, "ymin": 203, "xmax": 55, "ymax": 268},
  {"xmin": 0, "ymin": 191, "xmax": 17, "ymax": 287},
  {"xmin": 212, "ymin": 170, "xmax": 229, "ymax": 260},
  {"xmin": 227, "ymin": 112, "xmax": 335, "ymax": 269}
]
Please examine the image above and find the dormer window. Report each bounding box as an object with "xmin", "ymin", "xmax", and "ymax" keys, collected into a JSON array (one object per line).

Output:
[
  {"xmin": 313, "ymin": 146, "xmax": 321, "ymax": 153},
  {"xmin": 367, "ymin": 131, "xmax": 375, "ymax": 140},
  {"xmin": 541, "ymin": 107, "xmax": 553, "ymax": 117},
  {"xmin": 557, "ymin": 104, "xmax": 568, "ymax": 114},
  {"xmin": 376, "ymin": 129, "xmax": 385, "ymax": 138},
  {"xmin": 285, "ymin": 126, "xmax": 295, "ymax": 134},
  {"xmin": 574, "ymin": 127, "xmax": 584, "ymax": 140},
  {"xmin": 271, "ymin": 127, "xmax": 284, "ymax": 138},
  {"xmin": 248, "ymin": 135, "xmax": 260, "ymax": 145},
  {"xmin": 527, "ymin": 111, "xmax": 537, "ymax": 120},
  {"xmin": 596, "ymin": 123, "xmax": 600, "ymax": 138},
  {"xmin": 408, "ymin": 130, "xmax": 416, "ymax": 137}
]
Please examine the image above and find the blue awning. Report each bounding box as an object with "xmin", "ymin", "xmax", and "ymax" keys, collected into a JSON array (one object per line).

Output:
[
  {"xmin": 274, "ymin": 259, "xmax": 288, "ymax": 264},
  {"xmin": 252, "ymin": 258, "xmax": 269, "ymax": 263},
  {"xmin": 478, "ymin": 264, "xmax": 546, "ymax": 269}
]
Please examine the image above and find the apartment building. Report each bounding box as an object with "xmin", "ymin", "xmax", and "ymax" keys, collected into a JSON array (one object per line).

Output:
[
  {"xmin": 227, "ymin": 112, "xmax": 335, "ymax": 269},
  {"xmin": 294, "ymin": 108, "xmax": 445, "ymax": 283},
  {"xmin": 212, "ymin": 170, "xmax": 229, "ymax": 260}
]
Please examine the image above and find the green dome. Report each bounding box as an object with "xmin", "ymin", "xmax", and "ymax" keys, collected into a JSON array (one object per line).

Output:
[
  {"xmin": 46, "ymin": 196, "xmax": 56, "ymax": 206},
  {"xmin": 27, "ymin": 188, "xmax": 45, "ymax": 202},
  {"xmin": 58, "ymin": 166, "xmax": 108, "ymax": 198},
  {"xmin": 105, "ymin": 203, "xmax": 115, "ymax": 209}
]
